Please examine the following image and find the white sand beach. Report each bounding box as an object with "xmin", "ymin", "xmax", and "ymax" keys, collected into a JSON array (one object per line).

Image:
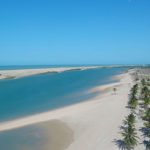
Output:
[
  {"xmin": 0, "ymin": 70, "xmax": 144, "ymax": 150},
  {"xmin": 0, "ymin": 66, "xmax": 100, "ymax": 79}
]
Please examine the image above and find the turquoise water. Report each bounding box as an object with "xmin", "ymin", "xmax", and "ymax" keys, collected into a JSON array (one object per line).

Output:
[
  {"xmin": 0, "ymin": 67, "xmax": 128, "ymax": 121},
  {"xmin": 0, "ymin": 67, "xmax": 129, "ymax": 150}
]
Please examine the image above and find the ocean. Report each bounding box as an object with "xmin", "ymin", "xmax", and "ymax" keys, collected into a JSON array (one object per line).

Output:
[
  {"xmin": 0, "ymin": 67, "xmax": 128, "ymax": 121},
  {"xmin": 0, "ymin": 66, "xmax": 129, "ymax": 150}
]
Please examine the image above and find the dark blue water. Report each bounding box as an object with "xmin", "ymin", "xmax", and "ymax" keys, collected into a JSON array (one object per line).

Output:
[{"xmin": 0, "ymin": 67, "xmax": 128, "ymax": 121}]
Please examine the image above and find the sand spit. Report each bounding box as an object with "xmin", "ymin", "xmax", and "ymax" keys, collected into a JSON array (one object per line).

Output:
[{"xmin": 0, "ymin": 66, "xmax": 100, "ymax": 79}]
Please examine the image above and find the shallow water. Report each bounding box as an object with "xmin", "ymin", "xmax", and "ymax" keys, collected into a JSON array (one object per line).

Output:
[
  {"xmin": 0, "ymin": 120, "xmax": 73, "ymax": 150},
  {"xmin": 0, "ymin": 67, "xmax": 128, "ymax": 121}
]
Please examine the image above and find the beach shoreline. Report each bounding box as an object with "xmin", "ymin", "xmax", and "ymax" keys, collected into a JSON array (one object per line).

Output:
[
  {"xmin": 0, "ymin": 69, "xmax": 138, "ymax": 150},
  {"xmin": 0, "ymin": 70, "xmax": 132, "ymax": 130}
]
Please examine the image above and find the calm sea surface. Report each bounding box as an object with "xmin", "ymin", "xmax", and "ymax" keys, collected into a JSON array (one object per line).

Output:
[
  {"xmin": 0, "ymin": 67, "xmax": 128, "ymax": 121},
  {"xmin": 0, "ymin": 66, "xmax": 129, "ymax": 150}
]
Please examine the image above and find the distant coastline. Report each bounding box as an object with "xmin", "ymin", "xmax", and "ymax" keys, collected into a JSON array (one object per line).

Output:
[
  {"xmin": 0, "ymin": 66, "xmax": 99, "ymax": 80},
  {"xmin": 0, "ymin": 65, "xmax": 130, "ymax": 80}
]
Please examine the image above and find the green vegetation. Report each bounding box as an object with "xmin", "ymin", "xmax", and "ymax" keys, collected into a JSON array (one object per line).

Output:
[
  {"xmin": 131, "ymin": 84, "xmax": 138, "ymax": 97},
  {"xmin": 120, "ymin": 113, "xmax": 138, "ymax": 150},
  {"xmin": 121, "ymin": 125, "xmax": 138, "ymax": 150},
  {"xmin": 141, "ymin": 79, "xmax": 146, "ymax": 86},
  {"xmin": 143, "ymin": 98, "xmax": 150, "ymax": 109},
  {"xmin": 139, "ymin": 77, "xmax": 150, "ymax": 149},
  {"xmin": 143, "ymin": 108, "xmax": 150, "ymax": 121},
  {"xmin": 118, "ymin": 83, "xmax": 139, "ymax": 150},
  {"xmin": 123, "ymin": 113, "xmax": 136, "ymax": 126},
  {"xmin": 128, "ymin": 98, "xmax": 138, "ymax": 110},
  {"xmin": 128, "ymin": 84, "xmax": 139, "ymax": 110},
  {"xmin": 116, "ymin": 69, "xmax": 150, "ymax": 149},
  {"xmin": 143, "ymin": 108, "xmax": 150, "ymax": 149},
  {"xmin": 141, "ymin": 86, "xmax": 150, "ymax": 99}
]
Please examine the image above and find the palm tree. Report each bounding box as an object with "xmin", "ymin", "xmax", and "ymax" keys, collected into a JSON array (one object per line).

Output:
[
  {"xmin": 143, "ymin": 98, "xmax": 150, "ymax": 109},
  {"xmin": 131, "ymin": 84, "xmax": 138, "ymax": 97},
  {"xmin": 143, "ymin": 108, "xmax": 150, "ymax": 121},
  {"xmin": 121, "ymin": 113, "xmax": 138, "ymax": 150},
  {"xmin": 121, "ymin": 124, "xmax": 138, "ymax": 150},
  {"xmin": 124, "ymin": 113, "xmax": 136, "ymax": 126},
  {"xmin": 128, "ymin": 98, "xmax": 138, "ymax": 110},
  {"xmin": 141, "ymin": 86, "xmax": 150, "ymax": 99},
  {"xmin": 141, "ymin": 79, "xmax": 146, "ymax": 86},
  {"xmin": 143, "ymin": 119, "xmax": 150, "ymax": 150}
]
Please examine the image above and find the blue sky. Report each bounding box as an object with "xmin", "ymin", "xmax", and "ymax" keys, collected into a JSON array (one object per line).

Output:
[{"xmin": 0, "ymin": 0, "xmax": 150, "ymax": 65}]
